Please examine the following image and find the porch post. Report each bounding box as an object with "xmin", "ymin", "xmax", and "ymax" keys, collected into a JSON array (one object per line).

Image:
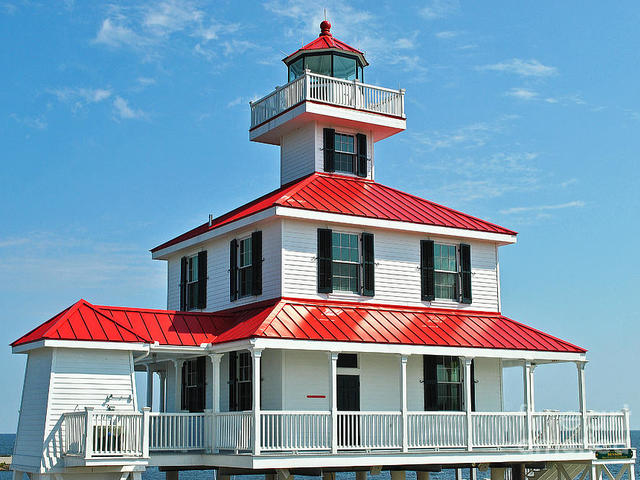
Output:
[
  {"xmin": 172, "ymin": 359, "xmax": 184, "ymax": 412},
  {"xmin": 529, "ymin": 364, "xmax": 537, "ymax": 412},
  {"xmin": 146, "ymin": 365, "xmax": 154, "ymax": 409},
  {"xmin": 252, "ymin": 348, "xmax": 263, "ymax": 456},
  {"xmin": 523, "ymin": 360, "xmax": 533, "ymax": 449},
  {"xmin": 400, "ymin": 355, "xmax": 408, "ymax": 452},
  {"xmin": 577, "ymin": 361, "xmax": 588, "ymax": 448},
  {"xmin": 209, "ymin": 354, "xmax": 223, "ymax": 413},
  {"xmin": 463, "ymin": 357, "xmax": 473, "ymax": 451},
  {"xmin": 329, "ymin": 352, "xmax": 338, "ymax": 454}
]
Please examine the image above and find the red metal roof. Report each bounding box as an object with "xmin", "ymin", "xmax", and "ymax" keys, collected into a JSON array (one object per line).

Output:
[
  {"xmin": 283, "ymin": 21, "xmax": 367, "ymax": 65},
  {"xmin": 12, "ymin": 298, "xmax": 584, "ymax": 354},
  {"xmin": 152, "ymin": 173, "xmax": 516, "ymax": 253}
]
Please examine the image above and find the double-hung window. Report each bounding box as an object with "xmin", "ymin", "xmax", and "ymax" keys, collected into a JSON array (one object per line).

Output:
[
  {"xmin": 423, "ymin": 355, "xmax": 464, "ymax": 411},
  {"xmin": 238, "ymin": 237, "xmax": 252, "ymax": 298},
  {"xmin": 334, "ymin": 133, "xmax": 356, "ymax": 174},
  {"xmin": 434, "ymin": 244, "xmax": 457, "ymax": 300},
  {"xmin": 180, "ymin": 251, "xmax": 207, "ymax": 311},
  {"xmin": 181, "ymin": 357, "xmax": 205, "ymax": 412},
  {"xmin": 229, "ymin": 351, "xmax": 253, "ymax": 411},
  {"xmin": 332, "ymin": 232, "xmax": 360, "ymax": 293},
  {"xmin": 186, "ymin": 255, "xmax": 199, "ymax": 310}
]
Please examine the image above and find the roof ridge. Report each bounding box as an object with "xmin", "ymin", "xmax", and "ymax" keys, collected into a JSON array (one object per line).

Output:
[
  {"xmin": 39, "ymin": 301, "xmax": 82, "ymax": 341},
  {"xmin": 253, "ymin": 299, "xmax": 288, "ymax": 337}
]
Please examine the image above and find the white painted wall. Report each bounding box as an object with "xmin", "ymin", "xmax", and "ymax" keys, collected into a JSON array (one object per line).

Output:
[
  {"xmin": 166, "ymin": 219, "xmax": 282, "ymax": 312},
  {"xmin": 473, "ymin": 358, "xmax": 503, "ymax": 411},
  {"xmin": 282, "ymin": 219, "xmax": 500, "ymax": 311},
  {"xmin": 280, "ymin": 122, "xmax": 316, "ymax": 185}
]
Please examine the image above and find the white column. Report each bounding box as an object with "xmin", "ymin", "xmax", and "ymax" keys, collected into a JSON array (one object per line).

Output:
[
  {"xmin": 209, "ymin": 354, "xmax": 223, "ymax": 413},
  {"xmin": 159, "ymin": 370, "xmax": 166, "ymax": 413},
  {"xmin": 455, "ymin": 469, "xmax": 463, "ymax": 480},
  {"xmin": 400, "ymin": 355, "xmax": 408, "ymax": 452},
  {"xmin": 464, "ymin": 357, "xmax": 473, "ymax": 451},
  {"xmin": 329, "ymin": 352, "xmax": 338, "ymax": 454},
  {"xmin": 523, "ymin": 360, "xmax": 533, "ymax": 449},
  {"xmin": 146, "ymin": 365, "xmax": 154, "ymax": 409},
  {"xmin": 529, "ymin": 364, "xmax": 537, "ymax": 412},
  {"xmin": 142, "ymin": 406, "xmax": 150, "ymax": 458},
  {"xmin": 577, "ymin": 361, "xmax": 588, "ymax": 449},
  {"xmin": 172, "ymin": 359, "xmax": 184, "ymax": 412},
  {"xmin": 252, "ymin": 349, "xmax": 263, "ymax": 455}
]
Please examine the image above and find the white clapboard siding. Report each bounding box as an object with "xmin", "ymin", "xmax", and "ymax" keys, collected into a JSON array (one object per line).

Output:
[
  {"xmin": 314, "ymin": 122, "xmax": 374, "ymax": 180},
  {"xmin": 166, "ymin": 219, "xmax": 282, "ymax": 312},
  {"xmin": 281, "ymin": 122, "xmax": 316, "ymax": 185},
  {"xmin": 42, "ymin": 348, "xmax": 136, "ymax": 469},
  {"xmin": 12, "ymin": 349, "xmax": 52, "ymax": 471},
  {"xmin": 282, "ymin": 219, "xmax": 500, "ymax": 311}
]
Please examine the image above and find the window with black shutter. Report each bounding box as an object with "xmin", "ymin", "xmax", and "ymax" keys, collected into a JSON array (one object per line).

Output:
[
  {"xmin": 230, "ymin": 232, "xmax": 263, "ymax": 301},
  {"xmin": 182, "ymin": 356, "xmax": 206, "ymax": 412},
  {"xmin": 323, "ymin": 128, "xmax": 335, "ymax": 172},
  {"xmin": 180, "ymin": 253, "xmax": 207, "ymax": 311},
  {"xmin": 361, "ymin": 232, "xmax": 374, "ymax": 296},
  {"xmin": 324, "ymin": 129, "xmax": 368, "ymax": 176},
  {"xmin": 317, "ymin": 228, "xmax": 333, "ymax": 293},
  {"xmin": 421, "ymin": 241, "xmax": 473, "ymax": 304},
  {"xmin": 356, "ymin": 133, "xmax": 367, "ymax": 177},
  {"xmin": 228, "ymin": 351, "xmax": 252, "ymax": 411},
  {"xmin": 423, "ymin": 355, "xmax": 463, "ymax": 411},
  {"xmin": 460, "ymin": 243, "xmax": 472, "ymax": 304}
]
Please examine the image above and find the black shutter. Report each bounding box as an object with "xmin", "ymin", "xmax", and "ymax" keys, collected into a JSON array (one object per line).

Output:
[
  {"xmin": 179, "ymin": 256, "xmax": 187, "ymax": 311},
  {"xmin": 361, "ymin": 232, "xmax": 375, "ymax": 296},
  {"xmin": 181, "ymin": 362, "xmax": 187, "ymax": 411},
  {"xmin": 356, "ymin": 133, "xmax": 367, "ymax": 177},
  {"xmin": 423, "ymin": 355, "xmax": 437, "ymax": 411},
  {"xmin": 470, "ymin": 359, "xmax": 476, "ymax": 412},
  {"xmin": 229, "ymin": 352, "xmax": 238, "ymax": 411},
  {"xmin": 195, "ymin": 356, "xmax": 206, "ymax": 412},
  {"xmin": 420, "ymin": 240, "xmax": 435, "ymax": 301},
  {"xmin": 197, "ymin": 251, "xmax": 207, "ymax": 309},
  {"xmin": 251, "ymin": 231, "xmax": 262, "ymax": 296},
  {"xmin": 460, "ymin": 243, "xmax": 472, "ymax": 304},
  {"xmin": 317, "ymin": 228, "xmax": 333, "ymax": 293},
  {"xmin": 323, "ymin": 128, "xmax": 335, "ymax": 172},
  {"xmin": 229, "ymin": 239, "xmax": 238, "ymax": 301}
]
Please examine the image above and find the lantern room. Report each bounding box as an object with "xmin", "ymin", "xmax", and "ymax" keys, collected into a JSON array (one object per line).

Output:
[{"xmin": 283, "ymin": 21, "xmax": 368, "ymax": 83}]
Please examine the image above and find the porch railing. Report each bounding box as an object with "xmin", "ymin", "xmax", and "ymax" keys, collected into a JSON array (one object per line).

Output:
[
  {"xmin": 61, "ymin": 408, "xmax": 630, "ymax": 459},
  {"xmin": 249, "ymin": 71, "xmax": 406, "ymax": 129}
]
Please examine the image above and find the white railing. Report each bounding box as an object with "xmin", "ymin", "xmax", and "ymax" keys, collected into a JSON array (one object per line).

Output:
[
  {"xmin": 149, "ymin": 412, "xmax": 207, "ymax": 451},
  {"xmin": 61, "ymin": 408, "xmax": 631, "ymax": 458},
  {"xmin": 586, "ymin": 411, "xmax": 628, "ymax": 448},
  {"xmin": 63, "ymin": 411, "xmax": 86, "ymax": 455},
  {"xmin": 250, "ymin": 71, "xmax": 406, "ymax": 128},
  {"xmin": 261, "ymin": 411, "xmax": 331, "ymax": 451},
  {"xmin": 532, "ymin": 412, "xmax": 583, "ymax": 449},
  {"xmin": 215, "ymin": 411, "xmax": 253, "ymax": 451},
  {"xmin": 407, "ymin": 412, "xmax": 467, "ymax": 449},
  {"xmin": 337, "ymin": 412, "xmax": 402, "ymax": 450},
  {"xmin": 472, "ymin": 412, "xmax": 527, "ymax": 448}
]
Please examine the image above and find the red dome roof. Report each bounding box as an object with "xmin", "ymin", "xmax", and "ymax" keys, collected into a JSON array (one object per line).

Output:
[{"xmin": 283, "ymin": 21, "xmax": 368, "ymax": 66}]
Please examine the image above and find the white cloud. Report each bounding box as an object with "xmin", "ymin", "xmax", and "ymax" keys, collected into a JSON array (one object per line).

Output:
[
  {"xmin": 10, "ymin": 113, "xmax": 48, "ymax": 130},
  {"xmin": 94, "ymin": 18, "xmax": 148, "ymax": 49},
  {"xmin": 500, "ymin": 200, "xmax": 585, "ymax": 215},
  {"xmin": 49, "ymin": 87, "xmax": 112, "ymax": 110},
  {"xmin": 421, "ymin": 0, "xmax": 460, "ymax": 19},
  {"xmin": 113, "ymin": 96, "xmax": 146, "ymax": 119},
  {"xmin": 506, "ymin": 88, "xmax": 538, "ymax": 100},
  {"xmin": 435, "ymin": 30, "xmax": 461, "ymax": 39},
  {"xmin": 478, "ymin": 58, "xmax": 557, "ymax": 77}
]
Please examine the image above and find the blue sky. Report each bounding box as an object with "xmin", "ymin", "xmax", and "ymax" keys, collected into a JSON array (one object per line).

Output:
[{"xmin": 1, "ymin": 1, "xmax": 639, "ymax": 432}]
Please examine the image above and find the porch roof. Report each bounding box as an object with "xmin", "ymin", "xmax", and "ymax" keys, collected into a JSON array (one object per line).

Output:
[{"xmin": 11, "ymin": 298, "xmax": 585, "ymax": 354}]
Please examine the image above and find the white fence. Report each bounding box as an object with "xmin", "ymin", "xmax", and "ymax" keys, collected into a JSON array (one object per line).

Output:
[
  {"xmin": 250, "ymin": 71, "xmax": 405, "ymax": 128},
  {"xmin": 61, "ymin": 409, "xmax": 629, "ymax": 458}
]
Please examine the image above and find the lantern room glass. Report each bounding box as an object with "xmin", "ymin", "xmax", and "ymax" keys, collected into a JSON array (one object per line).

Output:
[
  {"xmin": 287, "ymin": 53, "xmax": 364, "ymax": 83},
  {"xmin": 305, "ymin": 54, "xmax": 332, "ymax": 76},
  {"xmin": 333, "ymin": 55, "xmax": 357, "ymax": 80}
]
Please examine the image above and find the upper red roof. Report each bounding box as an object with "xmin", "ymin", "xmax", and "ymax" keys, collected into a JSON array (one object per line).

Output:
[
  {"xmin": 151, "ymin": 173, "xmax": 516, "ymax": 253},
  {"xmin": 283, "ymin": 21, "xmax": 367, "ymax": 66},
  {"xmin": 12, "ymin": 298, "xmax": 584, "ymax": 354}
]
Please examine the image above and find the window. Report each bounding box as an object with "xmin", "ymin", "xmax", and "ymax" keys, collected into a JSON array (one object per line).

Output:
[
  {"xmin": 288, "ymin": 57, "xmax": 304, "ymax": 82},
  {"xmin": 180, "ymin": 252, "xmax": 206, "ymax": 310},
  {"xmin": 434, "ymin": 243, "xmax": 457, "ymax": 300},
  {"xmin": 337, "ymin": 353, "xmax": 358, "ymax": 368},
  {"xmin": 333, "ymin": 55, "xmax": 356, "ymax": 80},
  {"xmin": 181, "ymin": 357, "xmax": 205, "ymax": 412},
  {"xmin": 334, "ymin": 133, "xmax": 356, "ymax": 174},
  {"xmin": 229, "ymin": 351, "xmax": 252, "ymax": 411},
  {"xmin": 332, "ymin": 232, "xmax": 360, "ymax": 293},
  {"xmin": 186, "ymin": 255, "xmax": 199, "ymax": 310},
  {"xmin": 305, "ymin": 54, "xmax": 332, "ymax": 76},
  {"xmin": 238, "ymin": 237, "xmax": 252, "ymax": 298},
  {"xmin": 423, "ymin": 355, "xmax": 463, "ymax": 411}
]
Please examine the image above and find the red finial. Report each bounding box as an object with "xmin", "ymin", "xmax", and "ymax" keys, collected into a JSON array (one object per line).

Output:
[{"xmin": 319, "ymin": 20, "xmax": 332, "ymax": 37}]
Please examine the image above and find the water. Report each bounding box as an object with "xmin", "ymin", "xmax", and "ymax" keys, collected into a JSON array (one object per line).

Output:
[{"xmin": 2, "ymin": 433, "xmax": 639, "ymax": 480}]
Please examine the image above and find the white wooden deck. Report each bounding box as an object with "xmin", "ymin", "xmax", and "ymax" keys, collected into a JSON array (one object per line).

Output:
[{"xmin": 61, "ymin": 408, "xmax": 631, "ymax": 460}]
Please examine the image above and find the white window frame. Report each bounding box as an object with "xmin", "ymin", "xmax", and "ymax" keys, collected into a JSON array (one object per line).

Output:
[
  {"xmin": 331, "ymin": 230, "xmax": 361, "ymax": 294},
  {"xmin": 237, "ymin": 236, "xmax": 253, "ymax": 298},
  {"xmin": 334, "ymin": 132, "xmax": 356, "ymax": 175},
  {"xmin": 434, "ymin": 243, "xmax": 459, "ymax": 302},
  {"xmin": 186, "ymin": 254, "xmax": 199, "ymax": 310}
]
